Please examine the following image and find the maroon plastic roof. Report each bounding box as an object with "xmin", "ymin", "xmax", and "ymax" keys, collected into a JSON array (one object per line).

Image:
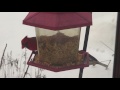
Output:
[{"xmin": 23, "ymin": 12, "xmax": 92, "ymax": 30}]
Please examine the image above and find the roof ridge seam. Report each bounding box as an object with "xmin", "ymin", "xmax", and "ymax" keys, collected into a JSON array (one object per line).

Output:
[{"xmin": 76, "ymin": 12, "xmax": 92, "ymax": 24}]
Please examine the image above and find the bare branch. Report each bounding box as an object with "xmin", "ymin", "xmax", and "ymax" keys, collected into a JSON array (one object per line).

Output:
[{"xmin": 0, "ymin": 44, "xmax": 7, "ymax": 69}]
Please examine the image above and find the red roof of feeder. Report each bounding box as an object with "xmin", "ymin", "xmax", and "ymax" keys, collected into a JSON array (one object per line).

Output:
[{"xmin": 23, "ymin": 12, "xmax": 92, "ymax": 30}]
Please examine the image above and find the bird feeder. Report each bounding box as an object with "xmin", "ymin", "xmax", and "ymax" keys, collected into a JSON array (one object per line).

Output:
[{"xmin": 23, "ymin": 12, "xmax": 92, "ymax": 72}]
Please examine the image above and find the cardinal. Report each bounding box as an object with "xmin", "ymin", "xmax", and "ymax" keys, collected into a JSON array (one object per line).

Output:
[{"xmin": 21, "ymin": 36, "xmax": 37, "ymax": 51}]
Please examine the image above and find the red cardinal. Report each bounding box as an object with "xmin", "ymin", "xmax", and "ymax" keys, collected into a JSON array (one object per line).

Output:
[{"xmin": 21, "ymin": 36, "xmax": 37, "ymax": 51}]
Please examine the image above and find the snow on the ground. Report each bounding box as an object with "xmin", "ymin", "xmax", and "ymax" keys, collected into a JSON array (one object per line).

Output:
[
  {"xmin": 0, "ymin": 12, "xmax": 35, "ymax": 57},
  {"xmin": 0, "ymin": 12, "xmax": 117, "ymax": 78},
  {"xmin": 82, "ymin": 12, "xmax": 117, "ymax": 78}
]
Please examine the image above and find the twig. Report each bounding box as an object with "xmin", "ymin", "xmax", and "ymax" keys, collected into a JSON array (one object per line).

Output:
[
  {"xmin": 100, "ymin": 41, "xmax": 114, "ymax": 52},
  {"xmin": 106, "ymin": 60, "xmax": 111, "ymax": 70},
  {"xmin": 0, "ymin": 44, "xmax": 7, "ymax": 69},
  {"xmin": 5, "ymin": 60, "xmax": 18, "ymax": 65},
  {"xmin": 23, "ymin": 49, "xmax": 27, "ymax": 73},
  {"xmin": 100, "ymin": 60, "xmax": 111, "ymax": 63}
]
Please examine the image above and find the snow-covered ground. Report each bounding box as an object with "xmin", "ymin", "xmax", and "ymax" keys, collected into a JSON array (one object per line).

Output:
[{"xmin": 0, "ymin": 12, "xmax": 117, "ymax": 78}]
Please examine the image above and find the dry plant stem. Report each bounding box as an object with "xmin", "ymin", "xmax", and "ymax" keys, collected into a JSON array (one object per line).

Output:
[
  {"xmin": 0, "ymin": 44, "xmax": 7, "ymax": 69},
  {"xmin": 23, "ymin": 49, "xmax": 27, "ymax": 73}
]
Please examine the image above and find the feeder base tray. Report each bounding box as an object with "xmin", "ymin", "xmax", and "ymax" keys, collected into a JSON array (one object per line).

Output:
[{"xmin": 27, "ymin": 51, "xmax": 89, "ymax": 72}]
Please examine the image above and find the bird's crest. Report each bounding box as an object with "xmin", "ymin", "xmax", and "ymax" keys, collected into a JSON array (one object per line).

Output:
[{"xmin": 21, "ymin": 36, "xmax": 28, "ymax": 49}]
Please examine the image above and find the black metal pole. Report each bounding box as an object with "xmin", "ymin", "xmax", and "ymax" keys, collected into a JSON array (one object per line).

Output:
[
  {"xmin": 83, "ymin": 26, "xmax": 90, "ymax": 51},
  {"xmin": 113, "ymin": 12, "xmax": 120, "ymax": 78},
  {"xmin": 79, "ymin": 26, "xmax": 90, "ymax": 78}
]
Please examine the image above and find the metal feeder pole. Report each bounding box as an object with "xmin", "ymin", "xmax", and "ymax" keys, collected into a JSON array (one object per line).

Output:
[{"xmin": 79, "ymin": 26, "xmax": 90, "ymax": 78}]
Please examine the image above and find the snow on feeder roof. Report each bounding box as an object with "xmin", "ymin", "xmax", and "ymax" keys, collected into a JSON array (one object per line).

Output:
[
  {"xmin": 23, "ymin": 12, "xmax": 92, "ymax": 30},
  {"xmin": 22, "ymin": 12, "xmax": 92, "ymax": 72}
]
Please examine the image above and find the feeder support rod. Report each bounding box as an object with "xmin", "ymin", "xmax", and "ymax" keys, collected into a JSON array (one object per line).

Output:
[{"xmin": 79, "ymin": 26, "xmax": 90, "ymax": 78}]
